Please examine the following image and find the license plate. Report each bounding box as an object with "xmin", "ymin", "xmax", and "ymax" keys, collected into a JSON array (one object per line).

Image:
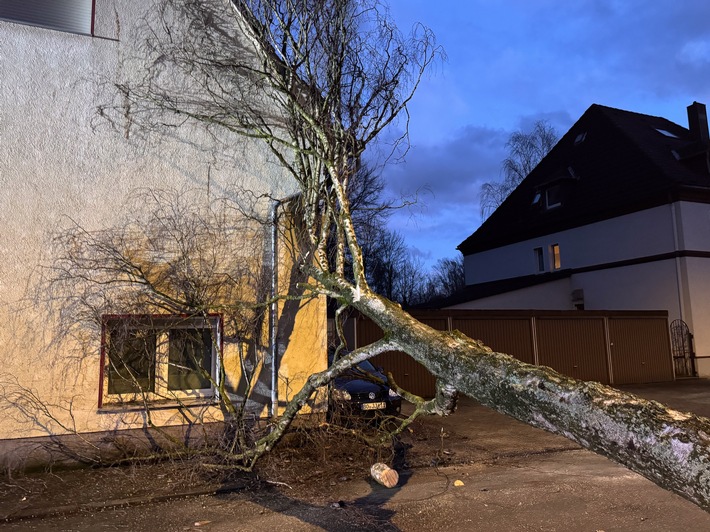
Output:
[{"xmin": 362, "ymin": 402, "xmax": 386, "ymax": 411}]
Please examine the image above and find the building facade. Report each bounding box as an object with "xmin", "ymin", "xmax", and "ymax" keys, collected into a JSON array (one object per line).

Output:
[
  {"xmin": 455, "ymin": 103, "xmax": 710, "ymax": 377},
  {"xmin": 0, "ymin": 0, "xmax": 326, "ymax": 468}
]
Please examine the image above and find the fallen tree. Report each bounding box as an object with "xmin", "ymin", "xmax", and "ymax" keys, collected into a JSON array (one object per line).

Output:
[{"xmin": 98, "ymin": 0, "xmax": 710, "ymax": 511}]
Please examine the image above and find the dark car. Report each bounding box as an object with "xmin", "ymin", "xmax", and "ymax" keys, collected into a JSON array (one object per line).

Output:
[{"xmin": 329, "ymin": 356, "xmax": 402, "ymax": 418}]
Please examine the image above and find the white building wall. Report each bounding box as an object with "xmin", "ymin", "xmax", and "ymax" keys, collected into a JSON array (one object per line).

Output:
[
  {"xmin": 570, "ymin": 260, "xmax": 681, "ymax": 315},
  {"xmin": 677, "ymin": 202, "xmax": 710, "ymax": 251},
  {"xmin": 0, "ymin": 1, "xmax": 301, "ymax": 449},
  {"xmin": 465, "ymin": 206, "xmax": 675, "ymax": 285},
  {"xmin": 451, "ymin": 262, "xmax": 681, "ymax": 315},
  {"xmin": 447, "ymin": 278, "xmax": 573, "ymax": 310},
  {"xmin": 684, "ymin": 257, "xmax": 710, "ymax": 374}
]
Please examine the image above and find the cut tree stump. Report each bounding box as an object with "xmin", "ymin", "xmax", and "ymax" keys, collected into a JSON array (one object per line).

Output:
[{"xmin": 370, "ymin": 463, "xmax": 399, "ymax": 488}]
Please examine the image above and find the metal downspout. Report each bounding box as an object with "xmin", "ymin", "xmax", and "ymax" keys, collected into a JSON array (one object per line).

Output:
[
  {"xmin": 670, "ymin": 202, "xmax": 686, "ymax": 324},
  {"xmin": 269, "ymin": 200, "xmax": 279, "ymax": 418},
  {"xmin": 269, "ymin": 193, "xmax": 300, "ymax": 418}
]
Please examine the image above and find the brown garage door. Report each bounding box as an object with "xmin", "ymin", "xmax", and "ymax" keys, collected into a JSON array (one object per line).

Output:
[
  {"xmin": 608, "ymin": 317, "xmax": 674, "ymax": 384},
  {"xmin": 535, "ymin": 317, "xmax": 610, "ymax": 384},
  {"xmin": 354, "ymin": 310, "xmax": 672, "ymax": 397},
  {"xmin": 452, "ymin": 318, "xmax": 535, "ymax": 364},
  {"xmin": 362, "ymin": 317, "xmax": 445, "ymax": 398}
]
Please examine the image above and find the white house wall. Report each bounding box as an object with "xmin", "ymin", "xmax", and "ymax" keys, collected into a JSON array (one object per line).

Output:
[
  {"xmin": 571, "ymin": 260, "xmax": 681, "ymax": 314},
  {"xmin": 676, "ymin": 202, "xmax": 710, "ymax": 251},
  {"xmin": 448, "ymin": 278, "xmax": 573, "ymax": 310},
  {"xmin": 465, "ymin": 206, "xmax": 675, "ymax": 285},
  {"xmin": 684, "ymin": 257, "xmax": 710, "ymax": 374},
  {"xmin": 453, "ymin": 260, "xmax": 682, "ymax": 315},
  {"xmin": 0, "ymin": 0, "xmax": 308, "ymax": 455},
  {"xmin": 671, "ymin": 203, "xmax": 710, "ymax": 373}
]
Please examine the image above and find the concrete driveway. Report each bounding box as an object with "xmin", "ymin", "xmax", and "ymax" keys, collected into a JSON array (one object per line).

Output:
[{"xmin": 4, "ymin": 380, "xmax": 710, "ymax": 531}]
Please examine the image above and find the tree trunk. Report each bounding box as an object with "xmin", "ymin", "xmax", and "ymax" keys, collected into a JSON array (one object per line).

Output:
[{"xmin": 349, "ymin": 287, "xmax": 710, "ymax": 511}]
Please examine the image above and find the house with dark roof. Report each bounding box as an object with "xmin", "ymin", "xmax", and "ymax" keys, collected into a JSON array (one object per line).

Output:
[{"xmin": 451, "ymin": 102, "xmax": 710, "ymax": 377}]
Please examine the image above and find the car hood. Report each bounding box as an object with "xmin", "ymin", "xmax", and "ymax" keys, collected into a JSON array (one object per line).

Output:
[{"xmin": 335, "ymin": 371, "xmax": 388, "ymax": 394}]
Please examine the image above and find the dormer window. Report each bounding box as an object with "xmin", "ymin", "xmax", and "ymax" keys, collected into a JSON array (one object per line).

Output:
[
  {"xmin": 545, "ymin": 184, "xmax": 562, "ymax": 209},
  {"xmin": 574, "ymin": 132, "xmax": 587, "ymax": 145},
  {"xmin": 532, "ymin": 187, "xmax": 562, "ymax": 209}
]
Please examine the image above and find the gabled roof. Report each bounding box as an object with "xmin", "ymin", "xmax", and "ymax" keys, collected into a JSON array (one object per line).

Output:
[{"xmin": 459, "ymin": 103, "xmax": 710, "ymax": 255}]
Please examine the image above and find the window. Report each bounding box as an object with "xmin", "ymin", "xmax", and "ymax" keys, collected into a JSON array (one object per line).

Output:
[
  {"xmin": 550, "ymin": 244, "xmax": 561, "ymax": 271},
  {"xmin": 168, "ymin": 328, "xmax": 214, "ymax": 391},
  {"xmin": 545, "ymin": 185, "xmax": 562, "ymax": 209},
  {"xmin": 574, "ymin": 132, "xmax": 587, "ymax": 145},
  {"xmin": 532, "ymin": 184, "xmax": 565, "ymax": 210},
  {"xmin": 101, "ymin": 315, "xmax": 220, "ymax": 406},
  {"xmin": 106, "ymin": 326, "xmax": 157, "ymax": 395},
  {"xmin": 0, "ymin": 0, "xmax": 94, "ymax": 36},
  {"xmin": 533, "ymin": 247, "xmax": 545, "ymax": 272}
]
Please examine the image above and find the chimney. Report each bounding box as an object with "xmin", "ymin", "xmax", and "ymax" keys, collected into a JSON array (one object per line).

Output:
[{"xmin": 687, "ymin": 101, "xmax": 709, "ymax": 145}]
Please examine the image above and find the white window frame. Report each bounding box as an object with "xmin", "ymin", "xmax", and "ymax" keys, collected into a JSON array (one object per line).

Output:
[{"xmin": 99, "ymin": 315, "xmax": 221, "ymax": 408}]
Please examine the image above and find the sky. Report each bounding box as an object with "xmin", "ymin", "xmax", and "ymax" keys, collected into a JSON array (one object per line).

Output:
[{"xmin": 375, "ymin": 0, "xmax": 710, "ymax": 268}]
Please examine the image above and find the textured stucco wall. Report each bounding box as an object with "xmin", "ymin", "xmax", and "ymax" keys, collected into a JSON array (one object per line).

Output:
[{"xmin": 0, "ymin": 0, "xmax": 325, "ymax": 452}]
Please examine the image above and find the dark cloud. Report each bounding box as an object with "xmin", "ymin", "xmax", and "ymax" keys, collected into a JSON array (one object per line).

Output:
[
  {"xmin": 383, "ymin": 125, "xmax": 507, "ymax": 204},
  {"xmin": 379, "ymin": 0, "xmax": 710, "ymax": 266},
  {"xmin": 374, "ymin": 125, "xmax": 511, "ymax": 263}
]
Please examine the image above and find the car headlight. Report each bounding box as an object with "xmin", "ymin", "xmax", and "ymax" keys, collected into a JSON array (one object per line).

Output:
[
  {"xmin": 388, "ymin": 388, "xmax": 400, "ymax": 399},
  {"xmin": 332, "ymin": 388, "xmax": 351, "ymax": 401}
]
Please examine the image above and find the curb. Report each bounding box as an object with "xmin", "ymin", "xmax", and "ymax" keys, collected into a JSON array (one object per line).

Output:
[{"xmin": 1, "ymin": 482, "xmax": 247, "ymax": 523}]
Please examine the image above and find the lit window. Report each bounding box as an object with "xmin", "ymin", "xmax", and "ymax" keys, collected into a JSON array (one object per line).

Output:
[
  {"xmin": 550, "ymin": 244, "xmax": 561, "ymax": 270},
  {"xmin": 534, "ymin": 247, "xmax": 544, "ymax": 272},
  {"xmin": 0, "ymin": 0, "xmax": 94, "ymax": 36},
  {"xmin": 101, "ymin": 315, "xmax": 220, "ymax": 406}
]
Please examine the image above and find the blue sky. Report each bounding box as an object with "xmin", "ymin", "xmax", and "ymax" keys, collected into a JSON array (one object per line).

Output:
[{"xmin": 377, "ymin": 0, "xmax": 710, "ymax": 267}]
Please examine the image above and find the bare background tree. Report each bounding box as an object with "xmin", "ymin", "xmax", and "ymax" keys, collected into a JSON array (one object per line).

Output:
[
  {"xmin": 430, "ymin": 255, "xmax": 465, "ymax": 298},
  {"xmin": 480, "ymin": 120, "xmax": 559, "ymax": 219},
  {"xmin": 345, "ymin": 165, "xmax": 464, "ymax": 306},
  {"xmin": 45, "ymin": 0, "xmax": 710, "ymax": 510}
]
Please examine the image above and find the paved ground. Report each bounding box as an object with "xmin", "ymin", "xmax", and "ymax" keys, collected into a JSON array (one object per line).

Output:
[{"xmin": 3, "ymin": 379, "xmax": 710, "ymax": 531}]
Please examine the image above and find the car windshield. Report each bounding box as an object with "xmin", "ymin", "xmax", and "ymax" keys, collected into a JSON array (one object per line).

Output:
[
  {"xmin": 355, "ymin": 360, "xmax": 378, "ymax": 374},
  {"xmin": 328, "ymin": 353, "xmax": 379, "ymax": 375}
]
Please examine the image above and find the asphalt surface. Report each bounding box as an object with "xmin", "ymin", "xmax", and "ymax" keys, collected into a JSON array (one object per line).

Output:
[{"xmin": 4, "ymin": 379, "xmax": 710, "ymax": 531}]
